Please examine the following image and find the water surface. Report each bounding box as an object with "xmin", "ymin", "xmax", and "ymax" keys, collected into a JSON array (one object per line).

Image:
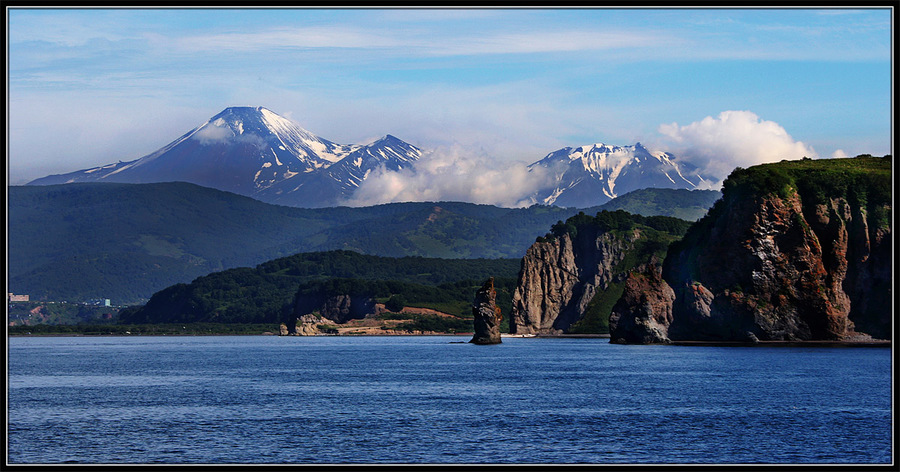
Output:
[{"xmin": 7, "ymin": 336, "xmax": 893, "ymax": 464}]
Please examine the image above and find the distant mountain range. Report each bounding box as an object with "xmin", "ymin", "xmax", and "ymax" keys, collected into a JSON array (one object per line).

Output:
[
  {"xmin": 527, "ymin": 142, "xmax": 711, "ymax": 208},
  {"xmin": 27, "ymin": 106, "xmax": 709, "ymax": 208},
  {"xmin": 8, "ymin": 182, "xmax": 720, "ymax": 304},
  {"xmin": 27, "ymin": 107, "xmax": 423, "ymax": 208}
]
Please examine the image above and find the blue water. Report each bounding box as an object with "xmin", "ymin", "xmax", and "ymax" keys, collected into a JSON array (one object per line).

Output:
[{"xmin": 6, "ymin": 335, "xmax": 893, "ymax": 465}]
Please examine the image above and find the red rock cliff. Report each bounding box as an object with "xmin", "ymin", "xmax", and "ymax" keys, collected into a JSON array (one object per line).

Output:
[{"xmin": 610, "ymin": 157, "xmax": 892, "ymax": 343}]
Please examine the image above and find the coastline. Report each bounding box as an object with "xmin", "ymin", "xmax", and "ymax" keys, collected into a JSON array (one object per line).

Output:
[{"xmin": 9, "ymin": 331, "xmax": 890, "ymax": 347}]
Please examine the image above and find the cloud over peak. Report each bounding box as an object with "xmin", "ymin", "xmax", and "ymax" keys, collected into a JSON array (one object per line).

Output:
[
  {"xmin": 348, "ymin": 109, "xmax": 823, "ymax": 207},
  {"xmin": 658, "ymin": 110, "xmax": 817, "ymax": 182},
  {"xmin": 346, "ymin": 145, "xmax": 551, "ymax": 208}
]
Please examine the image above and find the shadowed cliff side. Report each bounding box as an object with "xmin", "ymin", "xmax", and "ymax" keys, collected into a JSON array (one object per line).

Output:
[
  {"xmin": 608, "ymin": 260, "xmax": 674, "ymax": 344},
  {"xmin": 471, "ymin": 278, "xmax": 503, "ymax": 344},
  {"xmin": 611, "ymin": 156, "xmax": 892, "ymax": 343}
]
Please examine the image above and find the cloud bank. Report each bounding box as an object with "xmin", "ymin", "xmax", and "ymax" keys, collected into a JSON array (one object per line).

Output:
[
  {"xmin": 347, "ymin": 145, "xmax": 551, "ymax": 208},
  {"xmin": 657, "ymin": 110, "xmax": 817, "ymax": 183},
  {"xmin": 347, "ymin": 110, "xmax": 823, "ymax": 207}
]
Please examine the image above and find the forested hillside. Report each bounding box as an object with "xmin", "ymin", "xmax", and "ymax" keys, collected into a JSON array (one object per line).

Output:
[
  {"xmin": 118, "ymin": 250, "xmax": 520, "ymax": 327},
  {"xmin": 8, "ymin": 182, "xmax": 719, "ymax": 304}
]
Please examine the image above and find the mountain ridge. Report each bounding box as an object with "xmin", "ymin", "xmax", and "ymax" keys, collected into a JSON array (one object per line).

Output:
[
  {"xmin": 27, "ymin": 106, "xmax": 709, "ymax": 209},
  {"xmin": 527, "ymin": 141, "xmax": 711, "ymax": 208}
]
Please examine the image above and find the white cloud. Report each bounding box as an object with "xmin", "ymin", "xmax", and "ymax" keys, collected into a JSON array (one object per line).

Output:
[
  {"xmin": 346, "ymin": 145, "xmax": 553, "ymax": 208},
  {"xmin": 170, "ymin": 21, "xmax": 675, "ymax": 58},
  {"xmin": 429, "ymin": 30, "xmax": 676, "ymax": 56},
  {"xmin": 192, "ymin": 123, "xmax": 233, "ymax": 144},
  {"xmin": 174, "ymin": 26, "xmax": 403, "ymax": 53},
  {"xmin": 657, "ymin": 110, "xmax": 817, "ymax": 183}
]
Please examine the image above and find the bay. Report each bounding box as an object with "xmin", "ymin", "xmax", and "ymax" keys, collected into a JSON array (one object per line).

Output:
[{"xmin": 6, "ymin": 335, "xmax": 893, "ymax": 464}]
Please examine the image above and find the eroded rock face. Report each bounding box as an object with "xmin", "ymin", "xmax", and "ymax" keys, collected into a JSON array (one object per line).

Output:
[
  {"xmin": 470, "ymin": 278, "xmax": 502, "ymax": 345},
  {"xmin": 608, "ymin": 264, "xmax": 674, "ymax": 344},
  {"xmin": 510, "ymin": 229, "xmax": 639, "ymax": 334},
  {"xmin": 294, "ymin": 314, "xmax": 323, "ymax": 335},
  {"xmin": 293, "ymin": 293, "xmax": 375, "ymax": 324},
  {"xmin": 613, "ymin": 187, "xmax": 891, "ymax": 343}
]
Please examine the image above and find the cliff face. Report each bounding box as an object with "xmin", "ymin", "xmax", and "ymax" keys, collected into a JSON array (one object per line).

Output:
[
  {"xmin": 293, "ymin": 293, "xmax": 375, "ymax": 324},
  {"xmin": 510, "ymin": 230, "xmax": 635, "ymax": 334},
  {"xmin": 509, "ymin": 216, "xmax": 667, "ymax": 334},
  {"xmin": 611, "ymin": 157, "xmax": 892, "ymax": 343},
  {"xmin": 608, "ymin": 264, "xmax": 674, "ymax": 344}
]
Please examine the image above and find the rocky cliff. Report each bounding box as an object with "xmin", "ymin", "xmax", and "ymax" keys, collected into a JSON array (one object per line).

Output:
[
  {"xmin": 292, "ymin": 292, "xmax": 375, "ymax": 324},
  {"xmin": 510, "ymin": 211, "xmax": 691, "ymax": 334},
  {"xmin": 607, "ymin": 262, "xmax": 675, "ymax": 344},
  {"xmin": 610, "ymin": 156, "xmax": 892, "ymax": 343}
]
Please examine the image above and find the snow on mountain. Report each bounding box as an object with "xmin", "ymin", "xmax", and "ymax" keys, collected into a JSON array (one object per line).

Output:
[
  {"xmin": 26, "ymin": 106, "xmax": 708, "ymax": 210},
  {"xmin": 527, "ymin": 142, "xmax": 708, "ymax": 208},
  {"xmin": 27, "ymin": 107, "xmax": 421, "ymax": 207},
  {"xmin": 261, "ymin": 134, "xmax": 423, "ymax": 208},
  {"xmin": 328, "ymin": 134, "xmax": 421, "ymax": 188}
]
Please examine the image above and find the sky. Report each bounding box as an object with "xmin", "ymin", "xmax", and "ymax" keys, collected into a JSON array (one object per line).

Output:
[{"xmin": 5, "ymin": 7, "xmax": 894, "ymax": 204}]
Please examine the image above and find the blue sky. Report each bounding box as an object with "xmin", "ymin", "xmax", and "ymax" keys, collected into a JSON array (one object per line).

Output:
[{"xmin": 6, "ymin": 7, "xmax": 894, "ymax": 191}]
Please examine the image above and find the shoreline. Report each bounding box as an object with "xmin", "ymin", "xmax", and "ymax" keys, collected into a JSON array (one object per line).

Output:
[{"xmin": 9, "ymin": 332, "xmax": 890, "ymax": 347}]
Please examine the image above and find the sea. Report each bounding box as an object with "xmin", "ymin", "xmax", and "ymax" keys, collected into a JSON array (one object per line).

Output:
[{"xmin": 6, "ymin": 335, "xmax": 894, "ymax": 465}]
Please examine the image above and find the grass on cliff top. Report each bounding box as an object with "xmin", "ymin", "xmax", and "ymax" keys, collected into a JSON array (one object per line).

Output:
[
  {"xmin": 723, "ymin": 155, "xmax": 891, "ymax": 229},
  {"xmin": 664, "ymin": 155, "xmax": 892, "ymax": 285},
  {"xmin": 537, "ymin": 209, "xmax": 694, "ymax": 243},
  {"xmin": 724, "ymin": 155, "xmax": 891, "ymax": 204}
]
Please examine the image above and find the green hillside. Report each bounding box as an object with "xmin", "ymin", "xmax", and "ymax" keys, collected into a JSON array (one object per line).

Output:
[
  {"xmin": 8, "ymin": 182, "xmax": 719, "ymax": 304},
  {"xmin": 118, "ymin": 250, "xmax": 519, "ymax": 326},
  {"xmin": 586, "ymin": 187, "xmax": 720, "ymax": 222},
  {"xmin": 119, "ymin": 209, "xmax": 695, "ymax": 333}
]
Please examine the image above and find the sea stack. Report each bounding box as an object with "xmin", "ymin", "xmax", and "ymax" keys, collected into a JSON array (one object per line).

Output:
[{"xmin": 470, "ymin": 278, "xmax": 502, "ymax": 345}]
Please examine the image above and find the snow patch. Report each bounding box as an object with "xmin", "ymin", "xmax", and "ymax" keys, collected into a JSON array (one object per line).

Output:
[{"xmin": 271, "ymin": 149, "xmax": 283, "ymax": 166}]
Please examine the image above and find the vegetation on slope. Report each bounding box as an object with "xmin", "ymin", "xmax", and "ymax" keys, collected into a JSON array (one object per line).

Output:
[
  {"xmin": 7, "ymin": 301, "xmax": 121, "ymax": 326},
  {"xmin": 118, "ymin": 250, "xmax": 519, "ymax": 326},
  {"xmin": 9, "ymin": 182, "xmax": 721, "ymax": 304},
  {"xmin": 724, "ymin": 155, "xmax": 891, "ymax": 229},
  {"xmin": 587, "ymin": 188, "xmax": 720, "ymax": 221},
  {"xmin": 7, "ymin": 184, "xmax": 562, "ymax": 304}
]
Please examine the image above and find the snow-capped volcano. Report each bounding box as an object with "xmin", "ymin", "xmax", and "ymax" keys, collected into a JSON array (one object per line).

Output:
[
  {"xmin": 28, "ymin": 107, "xmax": 421, "ymax": 207},
  {"xmin": 527, "ymin": 142, "xmax": 709, "ymax": 208}
]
